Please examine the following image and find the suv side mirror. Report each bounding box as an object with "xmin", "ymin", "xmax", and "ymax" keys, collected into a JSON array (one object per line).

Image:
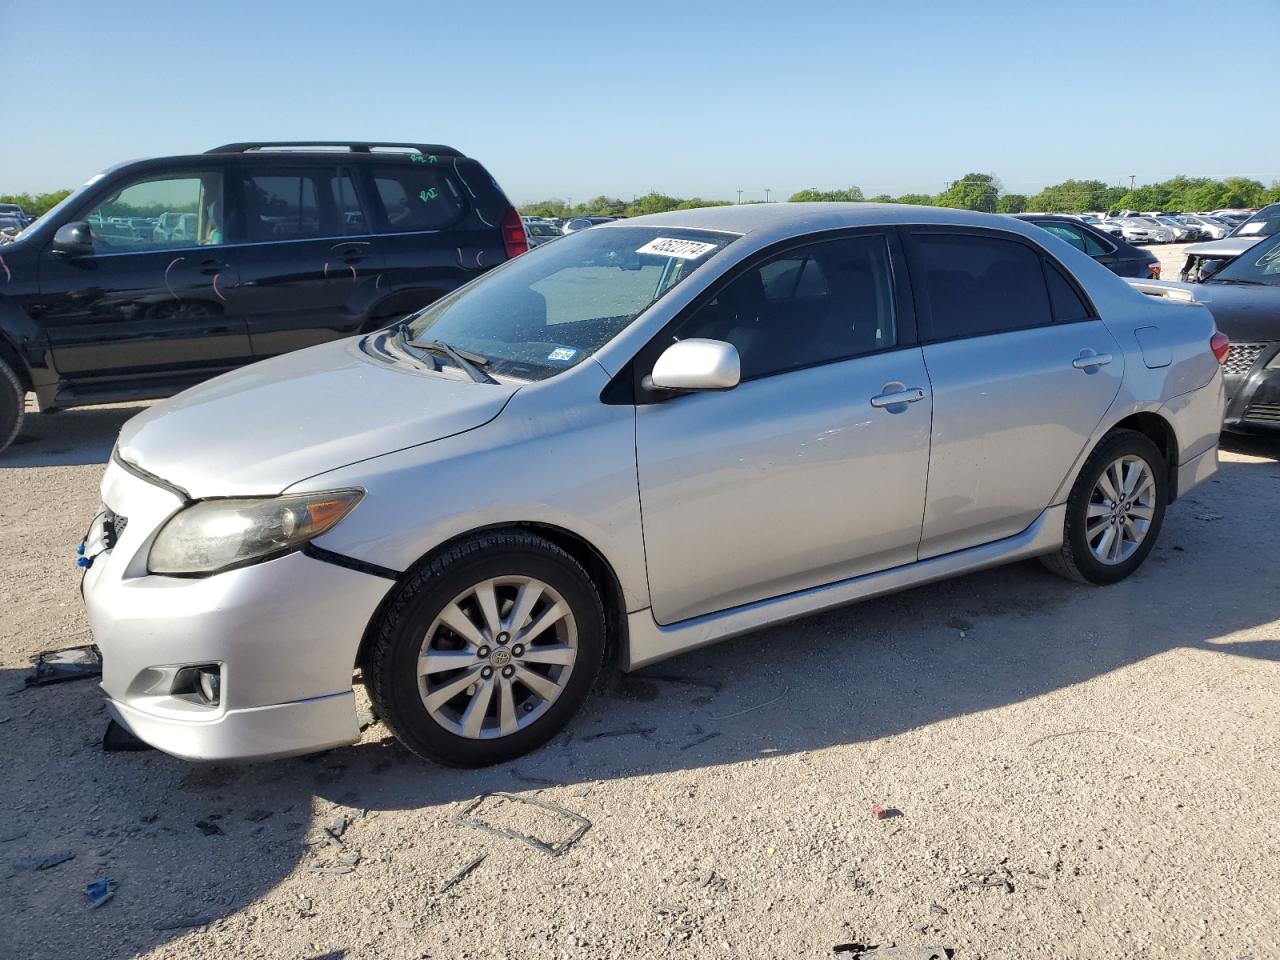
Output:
[
  {"xmin": 52, "ymin": 221, "xmax": 94, "ymax": 258},
  {"xmin": 647, "ymin": 338, "xmax": 740, "ymax": 392}
]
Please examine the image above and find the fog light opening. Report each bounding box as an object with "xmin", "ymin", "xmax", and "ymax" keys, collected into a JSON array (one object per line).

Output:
[
  {"xmin": 197, "ymin": 667, "xmax": 221, "ymax": 706},
  {"xmin": 171, "ymin": 664, "xmax": 222, "ymax": 707}
]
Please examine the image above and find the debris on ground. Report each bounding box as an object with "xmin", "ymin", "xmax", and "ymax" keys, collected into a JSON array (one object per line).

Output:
[
  {"xmin": 23, "ymin": 645, "xmax": 101, "ymax": 688},
  {"xmin": 152, "ymin": 914, "xmax": 217, "ymax": 931},
  {"xmin": 193, "ymin": 819, "xmax": 224, "ymax": 837},
  {"xmin": 451, "ymin": 792, "xmax": 591, "ymax": 857},
  {"xmin": 580, "ymin": 725, "xmax": 656, "ymax": 742},
  {"xmin": 870, "ymin": 804, "xmax": 902, "ymax": 820},
  {"xmin": 710, "ymin": 687, "xmax": 788, "ymax": 720},
  {"xmin": 84, "ymin": 878, "xmax": 118, "ymax": 908},
  {"xmin": 102, "ymin": 719, "xmax": 153, "ymax": 752},
  {"xmin": 1194, "ymin": 512, "xmax": 1224, "ymax": 522},
  {"xmin": 508, "ymin": 768, "xmax": 558, "ymax": 787},
  {"xmin": 681, "ymin": 731, "xmax": 721, "ymax": 750},
  {"xmin": 438, "ymin": 854, "xmax": 486, "ymax": 894},
  {"xmin": 308, "ymin": 851, "xmax": 361, "ymax": 875},
  {"xmin": 833, "ymin": 946, "xmax": 953, "ymax": 959},
  {"xmin": 17, "ymin": 850, "xmax": 76, "ymax": 871}
]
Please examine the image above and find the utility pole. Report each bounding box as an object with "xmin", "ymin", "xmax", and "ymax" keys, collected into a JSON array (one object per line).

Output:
[
  {"xmin": 1129, "ymin": 175, "xmax": 1136, "ymax": 191},
  {"xmin": 764, "ymin": 188, "xmax": 771, "ymax": 203},
  {"xmin": 736, "ymin": 189, "xmax": 743, "ymax": 205}
]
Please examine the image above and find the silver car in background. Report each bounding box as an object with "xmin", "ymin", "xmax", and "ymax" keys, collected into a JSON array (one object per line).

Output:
[{"xmin": 82, "ymin": 204, "xmax": 1226, "ymax": 766}]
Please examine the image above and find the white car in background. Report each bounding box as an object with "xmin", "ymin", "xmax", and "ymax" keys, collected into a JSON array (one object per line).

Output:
[
  {"xmin": 1155, "ymin": 217, "xmax": 1196, "ymax": 242},
  {"xmin": 1178, "ymin": 215, "xmax": 1232, "ymax": 240},
  {"xmin": 1111, "ymin": 218, "xmax": 1172, "ymax": 244}
]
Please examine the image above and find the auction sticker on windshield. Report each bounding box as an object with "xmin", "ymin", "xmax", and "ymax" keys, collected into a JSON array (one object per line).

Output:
[{"xmin": 635, "ymin": 237, "xmax": 719, "ymax": 259}]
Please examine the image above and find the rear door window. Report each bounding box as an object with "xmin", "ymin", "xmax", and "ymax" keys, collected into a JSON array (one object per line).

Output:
[
  {"xmin": 911, "ymin": 232, "xmax": 1053, "ymax": 341},
  {"xmin": 371, "ymin": 168, "xmax": 466, "ymax": 232},
  {"xmin": 242, "ymin": 167, "xmax": 360, "ymax": 242}
]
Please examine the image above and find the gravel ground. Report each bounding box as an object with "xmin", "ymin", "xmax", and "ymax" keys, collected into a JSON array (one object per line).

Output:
[{"xmin": 2, "ymin": 365, "xmax": 1279, "ymax": 959}]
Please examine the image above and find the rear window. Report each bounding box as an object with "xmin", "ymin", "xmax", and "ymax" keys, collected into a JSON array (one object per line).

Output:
[
  {"xmin": 372, "ymin": 168, "xmax": 466, "ymax": 232},
  {"xmin": 913, "ymin": 233, "xmax": 1053, "ymax": 340}
]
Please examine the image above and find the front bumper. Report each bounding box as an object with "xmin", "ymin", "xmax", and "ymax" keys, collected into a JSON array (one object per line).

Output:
[
  {"xmin": 1223, "ymin": 342, "xmax": 1280, "ymax": 433},
  {"xmin": 83, "ymin": 459, "xmax": 394, "ymax": 761}
]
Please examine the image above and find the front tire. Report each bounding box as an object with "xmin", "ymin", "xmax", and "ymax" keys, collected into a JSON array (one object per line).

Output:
[
  {"xmin": 1041, "ymin": 429, "xmax": 1168, "ymax": 585},
  {"xmin": 0, "ymin": 358, "xmax": 24, "ymax": 454},
  {"xmin": 366, "ymin": 532, "xmax": 606, "ymax": 767}
]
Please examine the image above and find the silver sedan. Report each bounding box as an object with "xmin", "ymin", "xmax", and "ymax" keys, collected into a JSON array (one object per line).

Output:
[{"xmin": 82, "ymin": 204, "xmax": 1227, "ymax": 766}]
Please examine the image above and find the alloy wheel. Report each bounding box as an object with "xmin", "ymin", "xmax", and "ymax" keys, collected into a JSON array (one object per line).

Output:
[
  {"xmin": 417, "ymin": 576, "xmax": 578, "ymax": 739},
  {"xmin": 1086, "ymin": 455, "xmax": 1157, "ymax": 565}
]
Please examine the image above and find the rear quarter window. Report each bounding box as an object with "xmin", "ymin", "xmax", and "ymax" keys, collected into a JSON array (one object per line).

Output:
[
  {"xmin": 913, "ymin": 233, "xmax": 1053, "ymax": 340},
  {"xmin": 371, "ymin": 168, "xmax": 466, "ymax": 232}
]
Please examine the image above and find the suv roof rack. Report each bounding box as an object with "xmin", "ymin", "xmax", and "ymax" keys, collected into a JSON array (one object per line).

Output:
[{"xmin": 205, "ymin": 141, "xmax": 463, "ymax": 157}]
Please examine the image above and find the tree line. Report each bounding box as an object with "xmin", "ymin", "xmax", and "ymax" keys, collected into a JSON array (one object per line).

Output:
[
  {"xmin": 523, "ymin": 174, "xmax": 1280, "ymax": 219},
  {"xmin": 0, "ymin": 190, "xmax": 73, "ymax": 218}
]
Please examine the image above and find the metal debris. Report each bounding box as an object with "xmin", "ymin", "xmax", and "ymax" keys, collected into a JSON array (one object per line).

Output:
[
  {"xmin": 438, "ymin": 854, "xmax": 486, "ymax": 894},
  {"xmin": 681, "ymin": 731, "xmax": 721, "ymax": 750},
  {"xmin": 710, "ymin": 687, "xmax": 788, "ymax": 720},
  {"xmin": 451, "ymin": 792, "xmax": 591, "ymax": 857},
  {"xmin": 23, "ymin": 645, "xmax": 101, "ymax": 688}
]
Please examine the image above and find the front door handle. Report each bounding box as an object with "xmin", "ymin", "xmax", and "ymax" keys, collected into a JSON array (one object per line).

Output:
[
  {"xmin": 870, "ymin": 386, "xmax": 926, "ymax": 408},
  {"xmin": 1072, "ymin": 352, "xmax": 1113, "ymax": 370}
]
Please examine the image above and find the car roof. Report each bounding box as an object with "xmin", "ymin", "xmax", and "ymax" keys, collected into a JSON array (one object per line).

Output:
[{"xmin": 602, "ymin": 202, "xmax": 1028, "ymax": 241}]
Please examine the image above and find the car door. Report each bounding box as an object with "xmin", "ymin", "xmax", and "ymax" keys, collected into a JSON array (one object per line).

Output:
[
  {"xmin": 37, "ymin": 166, "xmax": 252, "ymax": 382},
  {"xmin": 634, "ymin": 232, "xmax": 932, "ymax": 625},
  {"xmin": 233, "ymin": 164, "xmax": 386, "ymax": 358},
  {"xmin": 904, "ymin": 228, "xmax": 1124, "ymax": 560}
]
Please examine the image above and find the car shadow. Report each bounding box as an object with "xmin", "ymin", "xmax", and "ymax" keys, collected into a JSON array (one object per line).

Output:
[
  {"xmin": 1, "ymin": 403, "xmax": 149, "ymax": 468},
  {"xmin": 2, "ymin": 446, "xmax": 1278, "ymax": 958}
]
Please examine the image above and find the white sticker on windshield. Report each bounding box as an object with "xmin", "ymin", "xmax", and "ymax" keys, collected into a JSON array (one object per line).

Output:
[
  {"xmin": 547, "ymin": 347, "xmax": 578, "ymax": 363},
  {"xmin": 635, "ymin": 237, "xmax": 718, "ymax": 260}
]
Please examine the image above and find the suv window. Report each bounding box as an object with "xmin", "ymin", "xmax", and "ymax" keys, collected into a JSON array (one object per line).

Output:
[
  {"xmin": 85, "ymin": 172, "xmax": 224, "ymax": 253},
  {"xmin": 674, "ymin": 234, "xmax": 898, "ymax": 380},
  {"xmin": 371, "ymin": 168, "xmax": 465, "ymax": 232},
  {"xmin": 1039, "ymin": 222, "xmax": 1088, "ymax": 253},
  {"xmin": 243, "ymin": 167, "xmax": 360, "ymax": 242},
  {"xmin": 913, "ymin": 233, "xmax": 1052, "ymax": 340}
]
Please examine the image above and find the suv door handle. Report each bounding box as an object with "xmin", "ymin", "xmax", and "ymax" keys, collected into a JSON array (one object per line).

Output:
[
  {"xmin": 331, "ymin": 242, "xmax": 372, "ymax": 262},
  {"xmin": 870, "ymin": 386, "xmax": 926, "ymax": 408},
  {"xmin": 1072, "ymin": 352, "xmax": 1112, "ymax": 370}
]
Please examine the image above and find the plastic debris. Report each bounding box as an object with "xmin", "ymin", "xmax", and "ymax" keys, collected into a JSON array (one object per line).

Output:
[
  {"xmin": 870, "ymin": 804, "xmax": 902, "ymax": 820},
  {"xmin": 85, "ymin": 878, "xmax": 118, "ymax": 908},
  {"xmin": 452, "ymin": 792, "xmax": 591, "ymax": 857},
  {"xmin": 23, "ymin": 645, "xmax": 101, "ymax": 688},
  {"xmin": 438, "ymin": 854, "xmax": 486, "ymax": 894}
]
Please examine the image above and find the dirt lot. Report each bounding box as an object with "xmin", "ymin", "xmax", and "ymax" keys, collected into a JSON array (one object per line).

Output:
[{"xmin": 2, "ymin": 323, "xmax": 1279, "ymax": 959}]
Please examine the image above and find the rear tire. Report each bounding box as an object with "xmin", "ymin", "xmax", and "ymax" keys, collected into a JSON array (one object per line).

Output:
[
  {"xmin": 366, "ymin": 532, "xmax": 606, "ymax": 767},
  {"xmin": 1041, "ymin": 429, "xmax": 1168, "ymax": 585},
  {"xmin": 0, "ymin": 358, "xmax": 24, "ymax": 454}
]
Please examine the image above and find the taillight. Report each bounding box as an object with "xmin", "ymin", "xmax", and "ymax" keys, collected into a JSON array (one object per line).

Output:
[
  {"xmin": 501, "ymin": 207, "xmax": 528, "ymax": 259},
  {"xmin": 1148, "ymin": 262, "xmax": 1161, "ymax": 279},
  {"xmin": 1210, "ymin": 330, "xmax": 1230, "ymax": 364}
]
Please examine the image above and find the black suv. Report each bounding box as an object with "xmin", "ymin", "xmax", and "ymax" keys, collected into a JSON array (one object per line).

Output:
[{"xmin": 0, "ymin": 141, "xmax": 528, "ymax": 451}]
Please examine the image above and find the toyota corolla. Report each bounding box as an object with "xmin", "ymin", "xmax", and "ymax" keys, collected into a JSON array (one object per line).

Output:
[{"xmin": 81, "ymin": 204, "xmax": 1227, "ymax": 766}]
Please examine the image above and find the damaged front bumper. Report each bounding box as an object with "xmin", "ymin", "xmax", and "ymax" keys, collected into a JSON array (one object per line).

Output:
[{"xmin": 82, "ymin": 458, "xmax": 393, "ymax": 761}]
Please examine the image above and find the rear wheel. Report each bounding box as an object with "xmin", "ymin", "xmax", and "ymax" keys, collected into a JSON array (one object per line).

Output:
[
  {"xmin": 366, "ymin": 532, "xmax": 606, "ymax": 767},
  {"xmin": 0, "ymin": 358, "xmax": 24, "ymax": 454},
  {"xmin": 1041, "ymin": 429, "xmax": 1168, "ymax": 585}
]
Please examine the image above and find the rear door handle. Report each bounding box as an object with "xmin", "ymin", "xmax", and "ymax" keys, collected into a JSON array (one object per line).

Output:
[
  {"xmin": 1072, "ymin": 352, "xmax": 1113, "ymax": 370},
  {"xmin": 331, "ymin": 241, "xmax": 373, "ymax": 262},
  {"xmin": 870, "ymin": 387, "xmax": 926, "ymax": 408}
]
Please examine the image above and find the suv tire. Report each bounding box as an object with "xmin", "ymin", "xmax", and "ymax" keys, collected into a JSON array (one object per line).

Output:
[
  {"xmin": 1041, "ymin": 429, "xmax": 1168, "ymax": 585},
  {"xmin": 0, "ymin": 358, "xmax": 24, "ymax": 454},
  {"xmin": 366, "ymin": 532, "xmax": 606, "ymax": 767}
]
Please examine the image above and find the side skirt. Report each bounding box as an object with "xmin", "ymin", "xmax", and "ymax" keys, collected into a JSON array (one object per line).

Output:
[{"xmin": 625, "ymin": 504, "xmax": 1066, "ymax": 670}]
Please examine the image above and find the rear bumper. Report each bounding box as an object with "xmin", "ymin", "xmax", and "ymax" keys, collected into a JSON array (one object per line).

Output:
[{"xmin": 1175, "ymin": 443, "xmax": 1218, "ymax": 498}]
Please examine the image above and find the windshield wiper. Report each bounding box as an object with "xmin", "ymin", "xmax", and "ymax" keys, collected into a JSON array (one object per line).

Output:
[
  {"xmin": 398, "ymin": 329, "xmax": 496, "ymax": 384},
  {"xmin": 1207, "ymin": 278, "xmax": 1267, "ymax": 286}
]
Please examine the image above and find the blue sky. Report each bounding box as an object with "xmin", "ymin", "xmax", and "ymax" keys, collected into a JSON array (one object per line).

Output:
[{"xmin": 2, "ymin": 0, "xmax": 1277, "ymax": 204}]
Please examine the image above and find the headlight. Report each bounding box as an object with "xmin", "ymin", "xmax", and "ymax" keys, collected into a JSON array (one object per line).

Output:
[{"xmin": 148, "ymin": 490, "xmax": 363, "ymax": 576}]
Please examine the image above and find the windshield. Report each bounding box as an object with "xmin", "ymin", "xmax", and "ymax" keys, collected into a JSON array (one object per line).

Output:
[
  {"xmin": 404, "ymin": 226, "xmax": 736, "ymax": 380},
  {"xmin": 1234, "ymin": 206, "xmax": 1280, "ymax": 238},
  {"xmin": 1209, "ymin": 233, "xmax": 1280, "ymax": 285}
]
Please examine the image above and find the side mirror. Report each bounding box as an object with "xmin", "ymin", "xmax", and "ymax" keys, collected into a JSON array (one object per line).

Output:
[
  {"xmin": 52, "ymin": 221, "xmax": 94, "ymax": 258},
  {"xmin": 647, "ymin": 338, "xmax": 740, "ymax": 392}
]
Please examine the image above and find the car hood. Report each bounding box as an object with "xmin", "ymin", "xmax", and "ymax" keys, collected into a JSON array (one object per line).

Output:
[
  {"xmin": 116, "ymin": 336, "xmax": 519, "ymax": 498},
  {"xmin": 1130, "ymin": 279, "xmax": 1280, "ymax": 342},
  {"xmin": 1183, "ymin": 236, "xmax": 1264, "ymax": 258}
]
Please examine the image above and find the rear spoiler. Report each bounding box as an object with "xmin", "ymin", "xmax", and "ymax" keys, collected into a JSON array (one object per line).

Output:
[{"xmin": 1125, "ymin": 279, "xmax": 1199, "ymax": 304}]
